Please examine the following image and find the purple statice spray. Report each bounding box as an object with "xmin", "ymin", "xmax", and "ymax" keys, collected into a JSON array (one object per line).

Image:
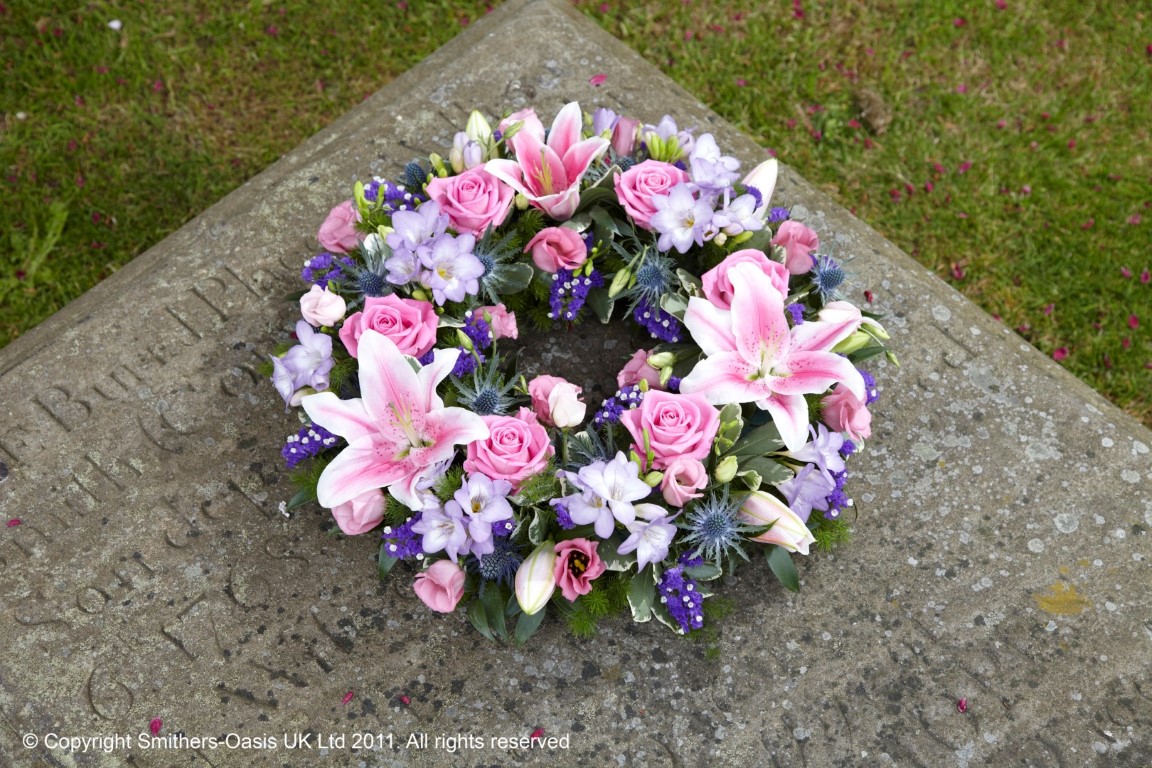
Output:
[
  {"xmin": 657, "ymin": 564, "xmax": 704, "ymax": 633},
  {"xmin": 548, "ymin": 267, "xmax": 604, "ymax": 322},
  {"xmin": 633, "ymin": 299, "xmax": 683, "ymax": 343},
  {"xmin": 282, "ymin": 423, "xmax": 338, "ymax": 469},
  {"xmin": 592, "ymin": 384, "xmax": 645, "ymax": 426},
  {"xmin": 301, "ymin": 252, "xmax": 355, "ymax": 289},
  {"xmin": 381, "ymin": 514, "xmax": 427, "ymax": 560}
]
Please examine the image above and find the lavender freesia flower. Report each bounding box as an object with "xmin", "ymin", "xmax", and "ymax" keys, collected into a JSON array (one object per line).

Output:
[
  {"xmin": 776, "ymin": 462, "xmax": 836, "ymax": 522},
  {"xmin": 411, "ymin": 500, "xmax": 470, "ymax": 562},
  {"xmin": 688, "ymin": 134, "xmax": 741, "ymax": 193},
  {"xmin": 592, "ymin": 107, "xmax": 619, "ymax": 136},
  {"xmin": 420, "ymin": 233, "xmax": 484, "ymax": 305},
  {"xmin": 711, "ymin": 191, "xmax": 763, "ymax": 238},
  {"xmin": 617, "ymin": 503, "xmax": 678, "ymax": 570},
  {"xmin": 452, "ymin": 472, "xmax": 514, "ymax": 556},
  {"xmin": 787, "ymin": 423, "xmax": 847, "ymax": 474},
  {"xmin": 560, "ymin": 452, "xmax": 651, "ymax": 538},
  {"xmin": 651, "ymin": 184, "xmax": 713, "ymax": 253},
  {"xmin": 271, "ymin": 320, "xmax": 334, "ymax": 406}
]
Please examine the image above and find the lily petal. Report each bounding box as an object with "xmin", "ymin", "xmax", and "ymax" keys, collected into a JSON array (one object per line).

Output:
[
  {"xmin": 682, "ymin": 297, "xmax": 737, "ymax": 357},
  {"xmin": 757, "ymin": 393, "xmax": 811, "ymax": 452},
  {"xmin": 316, "ymin": 435, "xmax": 413, "ymax": 508},
  {"xmin": 301, "ymin": 392, "xmax": 376, "ymax": 443}
]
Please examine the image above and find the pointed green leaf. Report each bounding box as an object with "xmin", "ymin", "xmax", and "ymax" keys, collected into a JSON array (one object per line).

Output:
[
  {"xmin": 728, "ymin": 422, "xmax": 785, "ymax": 458},
  {"xmin": 585, "ymin": 287, "xmax": 615, "ymax": 324},
  {"xmin": 513, "ymin": 604, "xmax": 547, "ymax": 645},
  {"xmin": 467, "ymin": 598, "xmax": 495, "ymax": 641},
  {"xmin": 527, "ymin": 508, "xmax": 548, "ymax": 546},
  {"xmin": 598, "ymin": 535, "xmax": 636, "ymax": 571},
  {"xmin": 683, "ymin": 562, "xmax": 723, "ymax": 581},
  {"xmin": 659, "ymin": 292, "xmax": 689, "ymax": 320},
  {"xmin": 480, "ymin": 583, "xmax": 509, "ymax": 641},
  {"xmin": 739, "ymin": 456, "xmax": 793, "ymax": 486},
  {"xmin": 377, "ymin": 545, "xmax": 399, "ymax": 581},
  {"xmin": 767, "ymin": 546, "xmax": 801, "ymax": 593},
  {"xmin": 489, "ymin": 263, "xmax": 534, "ymax": 295},
  {"xmin": 285, "ymin": 488, "xmax": 314, "ymax": 511}
]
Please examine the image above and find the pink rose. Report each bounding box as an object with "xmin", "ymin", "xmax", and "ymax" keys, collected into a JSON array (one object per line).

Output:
[
  {"xmin": 464, "ymin": 408, "xmax": 554, "ymax": 490},
  {"xmin": 615, "ymin": 160, "xmax": 691, "ymax": 229},
  {"xmin": 620, "ymin": 390, "xmax": 720, "ymax": 471},
  {"xmin": 425, "ymin": 167, "xmax": 514, "ymax": 236},
  {"xmin": 660, "ymin": 457, "xmax": 708, "ymax": 507},
  {"xmin": 413, "ymin": 560, "xmax": 466, "ymax": 613},
  {"xmin": 822, "ymin": 386, "xmax": 872, "ymax": 441},
  {"xmin": 524, "ymin": 227, "xmax": 588, "ymax": 273},
  {"xmin": 338, "ymin": 295, "xmax": 438, "ymax": 359},
  {"xmin": 771, "ymin": 220, "xmax": 820, "ymax": 275},
  {"xmin": 474, "ymin": 304, "xmax": 518, "ymax": 340},
  {"xmin": 299, "ymin": 284, "xmax": 347, "ymax": 327},
  {"xmin": 528, "ymin": 375, "xmax": 586, "ymax": 428},
  {"xmin": 701, "ymin": 249, "xmax": 790, "ymax": 309},
  {"xmin": 617, "ymin": 349, "xmax": 664, "ymax": 390},
  {"xmin": 553, "ymin": 539, "xmax": 607, "ymax": 601},
  {"xmin": 317, "ymin": 200, "xmax": 361, "ymax": 253},
  {"xmin": 330, "ymin": 488, "xmax": 386, "ymax": 535}
]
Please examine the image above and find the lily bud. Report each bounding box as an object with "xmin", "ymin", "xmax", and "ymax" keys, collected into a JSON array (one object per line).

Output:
[
  {"xmin": 831, "ymin": 330, "xmax": 873, "ymax": 355},
  {"xmin": 739, "ymin": 491, "xmax": 815, "ymax": 555},
  {"xmin": 465, "ymin": 110, "xmax": 493, "ymax": 146},
  {"xmin": 515, "ymin": 541, "xmax": 557, "ymax": 616},
  {"xmin": 714, "ymin": 455, "xmax": 739, "ymax": 483}
]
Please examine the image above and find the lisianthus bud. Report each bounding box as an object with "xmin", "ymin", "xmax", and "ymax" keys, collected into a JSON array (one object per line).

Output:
[
  {"xmin": 714, "ymin": 455, "xmax": 739, "ymax": 483},
  {"xmin": 515, "ymin": 541, "xmax": 558, "ymax": 616}
]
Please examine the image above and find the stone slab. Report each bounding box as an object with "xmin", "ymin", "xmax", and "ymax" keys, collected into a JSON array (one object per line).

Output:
[{"xmin": 1, "ymin": 1, "xmax": 1150, "ymax": 765}]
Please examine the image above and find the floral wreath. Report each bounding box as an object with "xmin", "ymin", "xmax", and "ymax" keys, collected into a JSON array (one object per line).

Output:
[{"xmin": 269, "ymin": 102, "xmax": 893, "ymax": 642}]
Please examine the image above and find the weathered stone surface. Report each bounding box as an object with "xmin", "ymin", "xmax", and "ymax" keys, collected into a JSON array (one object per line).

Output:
[{"xmin": 2, "ymin": 1, "xmax": 1150, "ymax": 766}]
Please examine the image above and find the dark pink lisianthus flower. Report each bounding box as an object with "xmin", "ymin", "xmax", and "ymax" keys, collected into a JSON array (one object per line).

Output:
[
  {"xmin": 770, "ymin": 220, "xmax": 819, "ymax": 275},
  {"xmin": 317, "ymin": 200, "xmax": 360, "ymax": 253},
  {"xmin": 553, "ymin": 539, "xmax": 606, "ymax": 601}
]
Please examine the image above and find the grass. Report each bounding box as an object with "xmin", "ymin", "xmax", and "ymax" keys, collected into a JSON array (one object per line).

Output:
[{"xmin": 2, "ymin": 1, "xmax": 1149, "ymax": 426}]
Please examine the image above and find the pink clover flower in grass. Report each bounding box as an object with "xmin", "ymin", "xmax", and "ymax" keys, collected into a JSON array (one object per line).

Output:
[
  {"xmin": 679, "ymin": 263, "xmax": 866, "ymax": 452},
  {"xmin": 485, "ymin": 101, "xmax": 609, "ymax": 221},
  {"xmin": 302, "ymin": 331, "xmax": 490, "ymax": 512}
]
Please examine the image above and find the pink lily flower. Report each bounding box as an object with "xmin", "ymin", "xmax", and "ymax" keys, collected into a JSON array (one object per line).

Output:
[
  {"xmin": 302, "ymin": 331, "xmax": 490, "ymax": 511},
  {"xmin": 485, "ymin": 102, "xmax": 609, "ymax": 221},
  {"xmin": 679, "ymin": 263, "xmax": 865, "ymax": 451}
]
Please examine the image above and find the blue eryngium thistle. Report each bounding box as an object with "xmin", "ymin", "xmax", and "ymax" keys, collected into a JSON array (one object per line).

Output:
[
  {"xmin": 624, "ymin": 248, "xmax": 676, "ymax": 314},
  {"xmin": 810, "ymin": 253, "xmax": 847, "ymax": 303},
  {"xmin": 452, "ymin": 356, "xmax": 518, "ymax": 416},
  {"xmin": 334, "ymin": 232, "xmax": 393, "ymax": 305},
  {"xmin": 681, "ymin": 488, "xmax": 759, "ymax": 567},
  {"xmin": 468, "ymin": 536, "xmax": 524, "ymax": 587},
  {"xmin": 472, "ymin": 229, "xmax": 523, "ymax": 304}
]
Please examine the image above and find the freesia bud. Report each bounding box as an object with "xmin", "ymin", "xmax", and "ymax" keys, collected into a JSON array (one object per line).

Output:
[
  {"xmin": 714, "ymin": 455, "xmax": 739, "ymax": 483},
  {"xmin": 462, "ymin": 141, "xmax": 484, "ymax": 169},
  {"xmin": 739, "ymin": 491, "xmax": 815, "ymax": 555},
  {"xmin": 608, "ymin": 267, "xmax": 632, "ymax": 298},
  {"xmin": 515, "ymin": 541, "xmax": 558, "ymax": 615},
  {"xmin": 450, "ymin": 132, "xmax": 469, "ymax": 173},
  {"xmin": 429, "ymin": 153, "xmax": 448, "ymax": 178}
]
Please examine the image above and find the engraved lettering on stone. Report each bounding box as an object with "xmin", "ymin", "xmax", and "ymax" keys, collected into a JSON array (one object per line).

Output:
[
  {"xmin": 91, "ymin": 364, "xmax": 147, "ymax": 401},
  {"xmin": 138, "ymin": 408, "xmax": 200, "ymax": 454},
  {"xmin": 76, "ymin": 586, "xmax": 112, "ymax": 615},
  {"xmin": 165, "ymin": 306, "xmax": 205, "ymax": 341},
  {"xmin": 12, "ymin": 589, "xmax": 71, "ymax": 628},
  {"xmin": 86, "ymin": 663, "xmax": 135, "ymax": 721},
  {"xmin": 161, "ymin": 593, "xmax": 215, "ymax": 661},
  {"xmin": 85, "ymin": 452, "xmax": 144, "ymax": 492},
  {"xmin": 226, "ymin": 566, "xmax": 272, "ymax": 609},
  {"xmin": 33, "ymin": 385, "xmax": 93, "ymax": 433}
]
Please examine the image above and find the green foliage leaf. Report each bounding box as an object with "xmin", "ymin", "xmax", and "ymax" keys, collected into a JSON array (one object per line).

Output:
[
  {"xmin": 513, "ymin": 604, "xmax": 547, "ymax": 645},
  {"xmin": 585, "ymin": 287, "xmax": 615, "ymax": 324},
  {"xmin": 767, "ymin": 546, "xmax": 801, "ymax": 593},
  {"xmin": 489, "ymin": 263, "xmax": 535, "ymax": 295},
  {"xmin": 675, "ymin": 268, "xmax": 703, "ymax": 295},
  {"xmin": 738, "ymin": 456, "xmax": 793, "ymax": 486},
  {"xmin": 627, "ymin": 567, "xmax": 656, "ymax": 623},
  {"xmin": 598, "ymin": 536, "xmax": 635, "ymax": 571},
  {"xmin": 284, "ymin": 488, "xmax": 314, "ymax": 511},
  {"xmin": 684, "ymin": 562, "xmax": 723, "ymax": 581},
  {"xmin": 713, "ymin": 402, "xmax": 745, "ymax": 455},
  {"xmin": 480, "ymin": 582, "xmax": 509, "ymax": 642},
  {"xmin": 377, "ymin": 544, "xmax": 399, "ymax": 581},
  {"xmin": 727, "ymin": 422, "xmax": 785, "ymax": 458},
  {"xmin": 467, "ymin": 598, "xmax": 495, "ymax": 641}
]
